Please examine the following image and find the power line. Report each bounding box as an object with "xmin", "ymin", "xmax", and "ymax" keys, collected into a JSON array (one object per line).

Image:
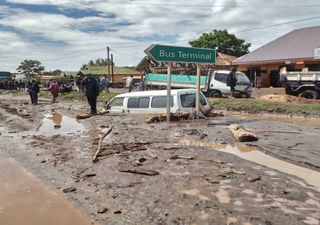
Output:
[
  {"xmin": 110, "ymin": 15, "xmax": 320, "ymax": 49},
  {"xmin": 233, "ymin": 15, "xmax": 320, "ymax": 33},
  {"xmin": 102, "ymin": 1, "xmax": 320, "ymax": 8}
]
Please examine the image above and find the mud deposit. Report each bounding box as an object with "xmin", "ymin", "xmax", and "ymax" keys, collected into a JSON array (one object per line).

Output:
[
  {"xmin": 0, "ymin": 156, "xmax": 95, "ymax": 225},
  {"xmin": 1, "ymin": 94, "xmax": 320, "ymax": 225}
]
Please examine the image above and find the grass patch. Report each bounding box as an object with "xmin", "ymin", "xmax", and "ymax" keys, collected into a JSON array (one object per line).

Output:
[
  {"xmin": 98, "ymin": 92, "xmax": 118, "ymax": 102},
  {"xmin": 209, "ymin": 98, "xmax": 320, "ymax": 114},
  {"xmin": 39, "ymin": 90, "xmax": 118, "ymax": 102}
]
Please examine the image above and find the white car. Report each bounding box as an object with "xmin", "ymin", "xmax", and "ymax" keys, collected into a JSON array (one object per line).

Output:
[
  {"xmin": 105, "ymin": 89, "xmax": 210, "ymax": 114},
  {"xmin": 205, "ymin": 70, "xmax": 252, "ymax": 98}
]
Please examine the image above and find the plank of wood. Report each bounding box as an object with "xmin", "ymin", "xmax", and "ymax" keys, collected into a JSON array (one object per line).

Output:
[
  {"xmin": 92, "ymin": 127, "xmax": 113, "ymax": 163},
  {"xmin": 228, "ymin": 124, "xmax": 258, "ymax": 142},
  {"xmin": 119, "ymin": 168, "xmax": 159, "ymax": 176}
]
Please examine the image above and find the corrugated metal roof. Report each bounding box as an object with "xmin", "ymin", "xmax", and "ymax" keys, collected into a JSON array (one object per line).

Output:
[
  {"xmin": 82, "ymin": 66, "xmax": 140, "ymax": 75},
  {"xmin": 235, "ymin": 26, "xmax": 320, "ymax": 64}
]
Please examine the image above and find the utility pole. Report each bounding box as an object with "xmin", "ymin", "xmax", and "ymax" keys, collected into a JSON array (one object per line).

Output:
[
  {"xmin": 111, "ymin": 54, "xmax": 114, "ymax": 83},
  {"xmin": 107, "ymin": 46, "xmax": 110, "ymax": 78}
]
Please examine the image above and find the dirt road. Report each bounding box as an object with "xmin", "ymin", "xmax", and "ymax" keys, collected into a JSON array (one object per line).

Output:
[{"xmin": 0, "ymin": 92, "xmax": 320, "ymax": 225}]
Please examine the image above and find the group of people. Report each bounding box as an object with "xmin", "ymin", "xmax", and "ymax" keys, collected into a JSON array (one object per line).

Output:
[
  {"xmin": 0, "ymin": 79, "xmax": 26, "ymax": 90},
  {"xmin": 76, "ymin": 74, "xmax": 110, "ymax": 94},
  {"xmin": 23, "ymin": 75, "xmax": 100, "ymax": 115}
]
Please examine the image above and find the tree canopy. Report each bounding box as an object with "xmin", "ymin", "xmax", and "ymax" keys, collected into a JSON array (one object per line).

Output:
[
  {"xmin": 81, "ymin": 58, "xmax": 114, "ymax": 70},
  {"xmin": 189, "ymin": 29, "xmax": 251, "ymax": 57},
  {"xmin": 16, "ymin": 59, "xmax": 45, "ymax": 78}
]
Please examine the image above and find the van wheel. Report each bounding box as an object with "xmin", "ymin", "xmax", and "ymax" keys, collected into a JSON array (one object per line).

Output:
[
  {"xmin": 209, "ymin": 91, "xmax": 222, "ymax": 98},
  {"xmin": 299, "ymin": 90, "xmax": 319, "ymax": 99}
]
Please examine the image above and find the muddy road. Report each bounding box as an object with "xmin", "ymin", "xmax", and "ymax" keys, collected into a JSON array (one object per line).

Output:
[{"xmin": 0, "ymin": 92, "xmax": 320, "ymax": 225}]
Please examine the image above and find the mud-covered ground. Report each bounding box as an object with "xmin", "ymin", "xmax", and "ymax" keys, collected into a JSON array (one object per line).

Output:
[{"xmin": 1, "ymin": 91, "xmax": 320, "ymax": 225}]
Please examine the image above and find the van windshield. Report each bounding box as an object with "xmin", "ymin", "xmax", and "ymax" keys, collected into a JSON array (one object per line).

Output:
[
  {"xmin": 108, "ymin": 97, "xmax": 124, "ymax": 108},
  {"xmin": 180, "ymin": 93, "xmax": 206, "ymax": 107},
  {"xmin": 236, "ymin": 72, "xmax": 251, "ymax": 85}
]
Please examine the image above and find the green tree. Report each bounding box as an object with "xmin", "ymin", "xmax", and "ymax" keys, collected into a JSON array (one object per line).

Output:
[
  {"xmin": 189, "ymin": 29, "xmax": 251, "ymax": 57},
  {"xmin": 16, "ymin": 59, "xmax": 45, "ymax": 78},
  {"xmin": 81, "ymin": 58, "xmax": 114, "ymax": 70}
]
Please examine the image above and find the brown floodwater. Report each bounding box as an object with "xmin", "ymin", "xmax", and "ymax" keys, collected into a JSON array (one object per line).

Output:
[
  {"xmin": 0, "ymin": 157, "xmax": 95, "ymax": 225},
  {"xmin": 235, "ymin": 113, "xmax": 320, "ymax": 126},
  {"xmin": 179, "ymin": 140, "xmax": 320, "ymax": 190},
  {"xmin": 38, "ymin": 112, "xmax": 84, "ymax": 136}
]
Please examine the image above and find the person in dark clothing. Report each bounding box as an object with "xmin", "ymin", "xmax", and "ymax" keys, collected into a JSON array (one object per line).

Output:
[
  {"xmin": 27, "ymin": 80, "xmax": 40, "ymax": 105},
  {"xmin": 85, "ymin": 74, "xmax": 100, "ymax": 115},
  {"xmin": 227, "ymin": 68, "xmax": 237, "ymax": 97}
]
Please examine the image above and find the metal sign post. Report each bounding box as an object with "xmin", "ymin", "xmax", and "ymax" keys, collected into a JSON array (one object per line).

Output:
[
  {"xmin": 195, "ymin": 64, "xmax": 201, "ymax": 119},
  {"xmin": 166, "ymin": 63, "xmax": 172, "ymax": 121},
  {"xmin": 144, "ymin": 44, "xmax": 216, "ymax": 121}
]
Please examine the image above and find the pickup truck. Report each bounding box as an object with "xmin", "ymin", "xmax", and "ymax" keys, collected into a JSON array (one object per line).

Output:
[
  {"xmin": 145, "ymin": 70, "xmax": 252, "ymax": 98},
  {"xmin": 283, "ymin": 70, "xmax": 320, "ymax": 99}
]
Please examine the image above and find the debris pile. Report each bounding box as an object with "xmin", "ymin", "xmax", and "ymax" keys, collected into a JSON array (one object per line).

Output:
[{"xmin": 145, "ymin": 109, "xmax": 223, "ymax": 123}]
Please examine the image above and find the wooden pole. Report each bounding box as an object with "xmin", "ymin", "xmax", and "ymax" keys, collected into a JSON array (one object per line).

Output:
[
  {"xmin": 166, "ymin": 63, "xmax": 172, "ymax": 122},
  {"xmin": 111, "ymin": 54, "xmax": 114, "ymax": 83},
  {"xmin": 107, "ymin": 46, "xmax": 110, "ymax": 79},
  {"xmin": 195, "ymin": 64, "xmax": 201, "ymax": 119}
]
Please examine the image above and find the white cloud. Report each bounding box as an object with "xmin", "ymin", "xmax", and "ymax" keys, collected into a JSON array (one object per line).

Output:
[{"xmin": 1, "ymin": 0, "xmax": 320, "ymax": 71}]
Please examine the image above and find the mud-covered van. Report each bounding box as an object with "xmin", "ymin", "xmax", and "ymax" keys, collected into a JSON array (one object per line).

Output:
[{"xmin": 105, "ymin": 89, "xmax": 210, "ymax": 114}]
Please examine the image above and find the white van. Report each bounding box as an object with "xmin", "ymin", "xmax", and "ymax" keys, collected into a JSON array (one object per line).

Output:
[{"xmin": 105, "ymin": 89, "xmax": 210, "ymax": 114}]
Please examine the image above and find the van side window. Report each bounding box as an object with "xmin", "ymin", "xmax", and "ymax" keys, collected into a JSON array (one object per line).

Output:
[
  {"xmin": 151, "ymin": 96, "xmax": 173, "ymax": 108},
  {"xmin": 109, "ymin": 97, "xmax": 124, "ymax": 107},
  {"xmin": 127, "ymin": 98, "xmax": 139, "ymax": 108},
  {"xmin": 180, "ymin": 93, "xmax": 206, "ymax": 107},
  {"xmin": 127, "ymin": 97, "xmax": 150, "ymax": 108},
  {"xmin": 214, "ymin": 73, "xmax": 228, "ymax": 83},
  {"xmin": 139, "ymin": 97, "xmax": 150, "ymax": 108}
]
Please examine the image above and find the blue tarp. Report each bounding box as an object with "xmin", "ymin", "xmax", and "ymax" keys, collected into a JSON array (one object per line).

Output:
[{"xmin": 145, "ymin": 73, "xmax": 206, "ymax": 85}]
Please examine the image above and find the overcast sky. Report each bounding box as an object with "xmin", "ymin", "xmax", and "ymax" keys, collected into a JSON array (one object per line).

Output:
[{"xmin": 1, "ymin": 0, "xmax": 320, "ymax": 72}]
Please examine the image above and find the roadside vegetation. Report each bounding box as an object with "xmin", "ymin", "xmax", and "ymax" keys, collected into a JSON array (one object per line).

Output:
[{"xmin": 209, "ymin": 98, "xmax": 320, "ymax": 115}]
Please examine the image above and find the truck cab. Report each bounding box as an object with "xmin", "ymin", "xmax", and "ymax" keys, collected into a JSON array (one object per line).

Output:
[{"xmin": 204, "ymin": 70, "xmax": 252, "ymax": 98}]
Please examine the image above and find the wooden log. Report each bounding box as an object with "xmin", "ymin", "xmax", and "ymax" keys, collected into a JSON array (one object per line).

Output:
[
  {"xmin": 228, "ymin": 124, "xmax": 258, "ymax": 142},
  {"xmin": 92, "ymin": 127, "xmax": 113, "ymax": 163},
  {"xmin": 119, "ymin": 168, "xmax": 159, "ymax": 176}
]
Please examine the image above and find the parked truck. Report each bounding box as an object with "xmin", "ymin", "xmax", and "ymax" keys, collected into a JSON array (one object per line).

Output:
[
  {"xmin": 145, "ymin": 70, "xmax": 252, "ymax": 98},
  {"xmin": 282, "ymin": 69, "xmax": 320, "ymax": 99}
]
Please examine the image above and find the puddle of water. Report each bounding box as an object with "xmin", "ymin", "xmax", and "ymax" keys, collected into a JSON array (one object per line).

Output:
[
  {"xmin": 238, "ymin": 113, "xmax": 320, "ymax": 126},
  {"xmin": 0, "ymin": 157, "xmax": 94, "ymax": 225},
  {"xmin": 207, "ymin": 118, "xmax": 253, "ymax": 128},
  {"xmin": 179, "ymin": 140, "xmax": 320, "ymax": 190},
  {"xmin": 38, "ymin": 112, "xmax": 84, "ymax": 136}
]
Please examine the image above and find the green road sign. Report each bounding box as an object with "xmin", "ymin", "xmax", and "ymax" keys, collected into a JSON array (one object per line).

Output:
[{"xmin": 145, "ymin": 44, "xmax": 216, "ymax": 64}]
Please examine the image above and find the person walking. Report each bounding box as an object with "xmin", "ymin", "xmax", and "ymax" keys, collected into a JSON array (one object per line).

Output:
[
  {"xmin": 256, "ymin": 74, "xmax": 262, "ymax": 89},
  {"xmin": 85, "ymin": 74, "xmax": 100, "ymax": 115},
  {"xmin": 227, "ymin": 68, "xmax": 237, "ymax": 98},
  {"xmin": 47, "ymin": 80, "xmax": 60, "ymax": 103},
  {"xmin": 101, "ymin": 75, "xmax": 110, "ymax": 92},
  {"xmin": 126, "ymin": 75, "xmax": 133, "ymax": 92},
  {"xmin": 27, "ymin": 80, "xmax": 40, "ymax": 105},
  {"xmin": 139, "ymin": 76, "xmax": 145, "ymax": 91}
]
